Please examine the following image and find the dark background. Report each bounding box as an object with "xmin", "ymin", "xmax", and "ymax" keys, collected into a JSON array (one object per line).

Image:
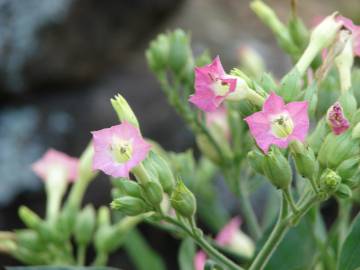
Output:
[{"xmin": 0, "ymin": 0, "xmax": 359, "ymax": 268}]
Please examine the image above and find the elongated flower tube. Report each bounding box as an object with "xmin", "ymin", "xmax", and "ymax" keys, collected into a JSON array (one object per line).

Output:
[
  {"xmin": 337, "ymin": 16, "xmax": 360, "ymax": 57},
  {"xmin": 92, "ymin": 122, "xmax": 151, "ymax": 177},
  {"xmin": 205, "ymin": 106, "xmax": 230, "ymax": 140},
  {"xmin": 245, "ymin": 92, "xmax": 309, "ymax": 153},
  {"xmin": 326, "ymin": 102, "xmax": 350, "ymax": 135},
  {"xmin": 189, "ymin": 56, "xmax": 251, "ymax": 112},
  {"xmin": 194, "ymin": 217, "xmax": 254, "ymax": 270}
]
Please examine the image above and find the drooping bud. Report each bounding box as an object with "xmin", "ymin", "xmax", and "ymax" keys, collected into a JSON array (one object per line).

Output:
[
  {"xmin": 318, "ymin": 131, "xmax": 359, "ymax": 168},
  {"xmin": 326, "ymin": 102, "xmax": 350, "ymax": 135},
  {"xmin": 111, "ymin": 94, "xmax": 140, "ymax": 128},
  {"xmin": 170, "ymin": 180, "xmax": 196, "ymax": 218},
  {"xmin": 262, "ymin": 147, "xmax": 292, "ymax": 190},
  {"xmin": 320, "ymin": 168, "xmax": 341, "ymax": 193},
  {"xmin": 335, "ymin": 183, "xmax": 352, "ymax": 199},
  {"xmin": 149, "ymin": 152, "xmax": 175, "ymax": 194},
  {"xmin": 74, "ymin": 205, "xmax": 96, "ymax": 246},
  {"xmin": 290, "ymin": 140, "xmax": 318, "ymax": 180},
  {"xmin": 336, "ymin": 157, "xmax": 360, "ymax": 180},
  {"xmin": 142, "ymin": 180, "xmax": 163, "ymax": 207},
  {"xmin": 247, "ymin": 149, "xmax": 265, "ymax": 175},
  {"xmin": 295, "ymin": 13, "xmax": 342, "ymax": 76},
  {"xmin": 111, "ymin": 196, "xmax": 149, "ymax": 216}
]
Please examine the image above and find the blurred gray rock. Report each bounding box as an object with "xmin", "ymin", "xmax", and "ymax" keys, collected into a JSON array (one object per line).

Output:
[{"xmin": 0, "ymin": 0, "xmax": 183, "ymax": 92}]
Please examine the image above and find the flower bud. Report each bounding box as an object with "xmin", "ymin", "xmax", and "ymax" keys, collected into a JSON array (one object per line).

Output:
[
  {"xmin": 74, "ymin": 205, "xmax": 96, "ymax": 246},
  {"xmin": 18, "ymin": 206, "xmax": 41, "ymax": 229},
  {"xmin": 111, "ymin": 94, "xmax": 140, "ymax": 128},
  {"xmin": 352, "ymin": 122, "xmax": 360, "ymax": 140},
  {"xmin": 338, "ymin": 90, "xmax": 357, "ymax": 118},
  {"xmin": 113, "ymin": 179, "xmax": 143, "ymax": 198},
  {"xmin": 290, "ymin": 141, "xmax": 318, "ymax": 180},
  {"xmin": 320, "ymin": 168, "xmax": 341, "ymax": 193},
  {"xmin": 111, "ymin": 196, "xmax": 149, "ymax": 216},
  {"xmin": 326, "ymin": 102, "xmax": 350, "ymax": 135},
  {"xmin": 335, "ymin": 183, "xmax": 352, "ymax": 199},
  {"xmin": 238, "ymin": 46, "xmax": 265, "ymax": 78},
  {"xmin": 318, "ymin": 131, "xmax": 359, "ymax": 168},
  {"xmin": 262, "ymin": 147, "xmax": 292, "ymax": 190},
  {"xmin": 308, "ymin": 118, "xmax": 330, "ymax": 153},
  {"xmin": 149, "ymin": 152, "xmax": 175, "ymax": 194},
  {"xmin": 247, "ymin": 149, "xmax": 265, "ymax": 175},
  {"xmin": 170, "ymin": 180, "xmax": 196, "ymax": 218},
  {"xmin": 335, "ymin": 32, "xmax": 354, "ymax": 92},
  {"xmin": 146, "ymin": 34, "xmax": 169, "ymax": 72},
  {"xmin": 196, "ymin": 134, "xmax": 222, "ymax": 165},
  {"xmin": 288, "ymin": 16, "xmax": 309, "ymax": 50},
  {"xmin": 142, "ymin": 180, "xmax": 163, "ymax": 207},
  {"xmin": 336, "ymin": 157, "xmax": 360, "ymax": 180},
  {"xmin": 78, "ymin": 142, "xmax": 97, "ymax": 181},
  {"xmin": 168, "ymin": 29, "xmax": 191, "ymax": 75},
  {"xmin": 16, "ymin": 230, "xmax": 43, "ymax": 252}
]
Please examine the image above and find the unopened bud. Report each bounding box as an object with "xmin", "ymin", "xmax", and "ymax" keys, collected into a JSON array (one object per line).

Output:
[
  {"xmin": 352, "ymin": 122, "xmax": 360, "ymax": 139},
  {"xmin": 308, "ymin": 118, "xmax": 330, "ymax": 153},
  {"xmin": 113, "ymin": 179, "xmax": 143, "ymax": 198},
  {"xmin": 170, "ymin": 180, "xmax": 196, "ymax": 218},
  {"xmin": 149, "ymin": 152, "xmax": 175, "ymax": 194},
  {"xmin": 16, "ymin": 230, "xmax": 43, "ymax": 252},
  {"xmin": 336, "ymin": 157, "xmax": 360, "ymax": 180},
  {"xmin": 247, "ymin": 149, "xmax": 265, "ymax": 175},
  {"xmin": 18, "ymin": 206, "xmax": 41, "ymax": 229},
  {"xmin": 326, "ymin": 102, "xmax": 350, "ymax": 135},
  {"xmin": 111, "ymin": 94, "xmax": 139, "ymax": 128},
  {"xmin": 74, "ymin": 205, "xmax": 96, "ymax": 246},
  {"xmin": 288, "ymin": 16, "xmax": 309, "ymax": 50},
  {"xmin": 111, "ymin": 197, "xmax": 149, "ymax": 216},
  {"xmin": 238, "ymin": 46, "xmax": 265, "ymax": 78},
  {"xmin": 335, "ymin": 183, "xmax": 352, "ymax": 199},
  {"xmin": 335, "ymin": 32, "xmax": 354, "ymax": 92},
  {"xmin": 338, "ymin": 90, "xmax": 357, "ymax": 118},
  {"xmin": 290, "ymin": 141, "xmax": 318, "ymax": 180},
  {"xmin": 78, "ymin": 142, "xmax": 97, "ymax": 181},
  {"xmin": 262, "ymin": 147, "xmax": 292, "ymax": 190},
  {"xmin": 146, "ymin": 34, "xmax": 169, "ymax": 72},
  {"xmin": 142, "ymin": 180, "xmax": 163, "ymax": 207},
  {"xmin": 320, "ymin": 168, "xmax": 341, "ymax": 193},
  {"xmin": 318, "ymin": 131, "xmax": 359, "ymax": 168},
  {"xmin": 168, "ymin": 29, "xmax": 191, "ymax": 75}
]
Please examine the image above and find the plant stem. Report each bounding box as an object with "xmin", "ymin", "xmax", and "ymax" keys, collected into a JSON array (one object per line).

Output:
[
  {"xmin": 77, "ymin": 245, "xmax": 86, "ymax": 266},
  {"xmin": 283, "ymin": 187, "xmax": 299, "ymax": 214},
  {"xmin": 164, "ymin": 216, "xmax": 244, "ymax": 270}
]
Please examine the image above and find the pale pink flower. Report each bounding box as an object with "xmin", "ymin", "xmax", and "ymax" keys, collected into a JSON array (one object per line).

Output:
[
  {"xmin": 326, "ymin": 102, "xmax": 350, "ymax": 135},
  {"xmin": 244, "ymin": 92, "xmax": 309, "ymax": 154},
  {"xmin": 337, "ymin": 16, "xmax": 360, "ymax": 57},
  {"xmin": 205, "ymin": 106, "xmax": 230, "ymax": 140},
  {"xmin": 194, "ymin": 217, "xmax": 241, "ymax": 270},
  {"xmin": 32, "ymin": 149, "xmax": 79, "ymax": 182},
  {"xmin": 92, "ymin": 122, "xmax": 151, "ymax": 177},
  {"xmin": 189, "ymin": 56, "xmax": 237, "ymax": 112}
]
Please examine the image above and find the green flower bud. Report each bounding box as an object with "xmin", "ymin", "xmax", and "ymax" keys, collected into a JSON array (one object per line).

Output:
[
  {"xmin": 113, "ymin": 179, "xmax": 143, "ymax": 198},
  {"xmin": 318, "ymin": 131, "xmax": 360, "ymax": 168},
  {"xmin": 97, "ymin": 206, "xmax": 111, "ymax": 226},
  {"xmin": 170, "ymin": 180, "xmax": 196, "ymax": 218},
  {"xmin": 111, "ymin": 196, "xmax": 149, "ymax": 216},
  {"xmin": 339, "ymin": 90, "xmax": 357, "ymax": 118},
  {"xmin": 238, "ymin": 46, "xmax": 265, "ymax": 78},
  {"xmin": 149, "ymin": 152, "xmax": 175, "ymax": 194},
  {"xmin": 196, "ymin": 134, "xmax": 221, "ymax": 165},
  {"xmin": 146, "ymin": 34, "xmax": 169, "ymax": 72},
  {"xmin": 320, "ymin": 168, "xmax": 341, "ymax": 193},
  {"xmin": 336, "ymin": 157, "xmax": 360, "ymax": 180},
  {"xmin": 335, "ymin": 184, "xmax": 352, "ymax": 199},
  {"xmin": 290, "ymin": 141, "xmax": 318, "ymax": 180},
  {"xmin": 168, "ymin": 29, "xmax": 191, "ymax": 75},
  {"xmin": 74, "ymin": 205, "xmax": 96, "ymax": 246},
  {"xmin": 351, "ymin": 109, "xmax": 360, "ymax": 124},
  {"xmin": 111, "ymin": 94, "xmax": 140, "ymax": 128},
  {"xmin": 288, "ymin": 16, "xmax": 309, "ymax": 50},
  {"xmin": 16, "ymin": 230, "xmax": 43, "ymax": 252},
  {"xmin": 262, "ymin": 147, "xmax": 292, "ymax": 190},
  {"xmin": 142, "ymin": 180, "xmax": 163, "ymax": 207},
  {"xmin": 352, "ymin": 122, "xmax": 360, "ymax": 140},
  {"xmin": 18, "ymin": 206, "xmax": 41, "ymax": 229},
  {"xmin": 247, "ymin": 149, "xmax": 265, "ymax": 175},
  {"xmin": 278, "ymin": 69, "xmax": 301, "ymax": 102},
  {"xmin": 308, "ymin": 118, "xmax": 329, "ymax": 153},
  {"xmin": 78, "ymin": 142, "xmax": 97, "ymax": 181}
]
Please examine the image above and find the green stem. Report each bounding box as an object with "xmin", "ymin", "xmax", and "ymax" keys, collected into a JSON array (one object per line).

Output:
[
  {"xmin": 283, "ymin": 187, "xmax": 299, "ymax": 214},
  {"xmin": 337, "ymin": 200, "xmax": 351, "ymax": 255},
  {"xmin": 77, "ymin": 245, "xmax": 86, "ymax": 266},
  {"xmin": 164, "ymin": 216, "xmax": 244, "ymax": 270}
]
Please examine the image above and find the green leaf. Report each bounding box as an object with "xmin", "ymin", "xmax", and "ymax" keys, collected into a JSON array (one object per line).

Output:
[
  {"xmin": 178, "ymin": 237, "xmax": 196, "ymax": 270},
  {"xmin": 123, "ymin": 228, "xmax": 166, "ymax": 270},
  {"xmin": 259, "ymin": 217, "xmax": 317, "ymax": 270},
  {"xmin": 337, "ymin": 213, "xmax": 360, "ymax": 270},
  {"xmin": 5, "ymin": 266, "xmax": 119, "ymax": 270}
]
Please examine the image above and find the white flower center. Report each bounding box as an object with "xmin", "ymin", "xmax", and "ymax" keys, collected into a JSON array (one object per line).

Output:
[
  {"xmin": 212, "ymin": 79, "xmax": 230, "ymax": 96},
  {"xmin": 110, "ymin": 137, "xmax": 133, "ymax": 163},
  {"xmin": 271, "ymin": 113, "xmax": 294, "ymax": 138}
]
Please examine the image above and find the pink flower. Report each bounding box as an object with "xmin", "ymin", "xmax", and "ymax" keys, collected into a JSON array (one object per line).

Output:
[
  {"xmin": 189, "ymin": 56, "xmax": 237, "ymax": 112},
  {"xmin": 337, "ymin": 16, "xmax": 360, "ymax": 57},
  {"xmin": 244, "ymin": 92, "xmax": 309, "ymax": 154},
  {"xmin": 92, "ymin": 122, "xmax": 151, "ymax": 177},
  {"xmin": 32, "ymin": 149, "xmax": 79, "ymax": 182},
  {"xmin": 205, "ymin": 106, "xmax": 230, "ymax": 140},
  {"xmin": 194, "ymin": 217, "xmax": 241, "ymax": 270},
  {"xmin": 327, "ymin": 102, "xmax": 350, "ymax": 135}
]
